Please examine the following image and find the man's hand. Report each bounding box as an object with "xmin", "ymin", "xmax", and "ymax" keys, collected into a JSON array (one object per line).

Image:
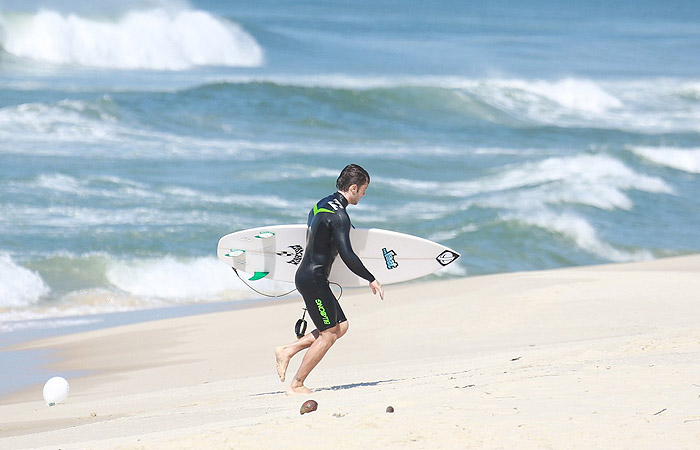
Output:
[{"xmin": 370, "ymin": 280, "xmax": 384, "ymax": 300}]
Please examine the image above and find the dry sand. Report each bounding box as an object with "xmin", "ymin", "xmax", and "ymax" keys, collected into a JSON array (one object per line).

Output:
[{"xmin": 1, "ymin": 255, "xmax": 699, "ymax": 449}]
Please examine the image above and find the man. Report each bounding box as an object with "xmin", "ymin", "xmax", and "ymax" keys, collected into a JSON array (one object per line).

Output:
[{"xmin": 275, "ymin": 164, "xmax": 384, "ymax": 395}]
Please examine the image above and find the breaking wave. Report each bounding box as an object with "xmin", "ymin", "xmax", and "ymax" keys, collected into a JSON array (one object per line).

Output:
[
  {"xmin": 0, "ymin": 3, "xmax": 263, "ymax": 70},
  {"xmin": 0, "ymin": 254, "xmax": 50, "ymax": 308},
  {"xmin": 0, "ymin": 253, "xmax": 293, "ymax": 324}
]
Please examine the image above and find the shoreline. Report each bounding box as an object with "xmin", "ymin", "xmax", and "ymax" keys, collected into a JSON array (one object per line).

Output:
[
  {"xmin": 2, "ymin": 254, "xmax": 699, "ymax": 449},
  {"xmin": 0, "ymin": 296, "xmax": 298, "ymax": 400}
]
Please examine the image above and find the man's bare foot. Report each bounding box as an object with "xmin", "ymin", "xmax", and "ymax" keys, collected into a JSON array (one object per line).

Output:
[
  {"xmin": 275, "ymin": 346, "xmax": 290, "ymax": 382},
  {"xmin": 286, "ymin": 384, "xmax": 313, "ymax": 396}
]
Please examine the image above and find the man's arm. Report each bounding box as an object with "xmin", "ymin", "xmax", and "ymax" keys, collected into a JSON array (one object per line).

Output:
[{"xmin": 332, "ymin": 214, "xmax": 375, "ymax": 282}]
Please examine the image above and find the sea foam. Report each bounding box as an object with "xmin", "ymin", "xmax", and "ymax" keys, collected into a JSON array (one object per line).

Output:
[
  {"xmin": 0, "ymin": 254, "xmax": 293, "ymax": 326},
  {"xmin": 502, "ymin": 210, "xmax": 653, "ymax": 263},
  {"xmin": 0, "ymin": 254, "xmax": 50, "ymax": 308},
  {"xmin": 0, "ymin": 7, "xmax": 263, "ymax": 70},
  {"xmin": 630, "ymin": 146, "xmax": 700, "ymax": 174},
  {"xmin": 381, "ymin": 153, "xmax": 672, "ymax": 262},
  {"xmin": 106, "ymin": 256, "xmax": 292, "ymax": 301},
  {"xmin": 388, "ymin": 154, "xmax": 673, "ymax": 211}
]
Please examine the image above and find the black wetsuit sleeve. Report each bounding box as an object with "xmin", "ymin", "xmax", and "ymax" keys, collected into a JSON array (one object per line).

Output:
[{"xmin": 331, "ymin": 212, "xmax": 375, "ymax": 283}]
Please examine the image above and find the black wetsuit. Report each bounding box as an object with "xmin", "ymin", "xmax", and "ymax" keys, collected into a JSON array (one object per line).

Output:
[{"xmin": 295, "ymin": 192, "xmax": 375, "ymax": 331}]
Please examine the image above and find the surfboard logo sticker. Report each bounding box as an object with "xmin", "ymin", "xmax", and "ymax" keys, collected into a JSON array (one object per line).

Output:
[
  {"xmin": 382, "ymin": 248, "xmax": 398, "ymax": 270},
  {"xmin": 277, "ymin": 245, "xmax": 304, "ymax": 265},
  {"xmin": 436, "ymin": 250, "xmax": 460, "ymax": 267}
]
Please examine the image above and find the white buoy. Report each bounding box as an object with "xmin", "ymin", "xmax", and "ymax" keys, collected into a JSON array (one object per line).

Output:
[{"xmin": 43, "ymin": 376, "xmax": 69, "ymax": 406}]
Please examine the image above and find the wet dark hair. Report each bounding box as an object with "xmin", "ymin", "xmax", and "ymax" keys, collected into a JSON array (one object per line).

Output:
[{"xmin": 336, "ymin": 164, "xmax": 370, "ymax": 192}]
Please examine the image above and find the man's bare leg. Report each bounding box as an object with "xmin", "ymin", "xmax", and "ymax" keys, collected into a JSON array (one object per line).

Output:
[
  {"xmin": 287, "ymin": 321, "xmax": 348, "ymax": 395},
  {"xmin": 275, "ymin": 330, "xmax": 319, "ymax": 382}
]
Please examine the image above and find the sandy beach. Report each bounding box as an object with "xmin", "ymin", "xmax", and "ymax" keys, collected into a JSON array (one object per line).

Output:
[{"xmin": 1, "ymin": 255, "xmax": 700, "ymax": 449}]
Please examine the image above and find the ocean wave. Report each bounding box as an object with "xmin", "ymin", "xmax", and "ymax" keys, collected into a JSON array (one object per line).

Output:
[
  {"xmin": 27, "ymin": 173, "xmax": 163, "ymax": 201},
  {"xmin": 5, "ymin": 172, "xmax": 298, "ymax": 210},
  {"xmin": 0, "ymin": 253, "xmax": 292, "ymax": 322},
  {"xmin": 0, "ymin": 96, "xmax": 302, "ymax": 159},
  {"xmin": 629, "ymin": 146, "xmax": 700, "ymax": 174},
  {"xmin": 377, "ymin": 153, "xmax": 673, "ymax": 261},
  {"xmin": 501, "ymin": 210, "xmax": 653, "ymax": 263},
  {"xmin": 0, "ymin": 317, "xmax": 103, "ymax": 333},
  {"xmin": 483, "ymin": 154, "xmax": 672, "ymax": 209},
  {"xmin": 1, "ymin": 76, "xmax": 698, "ymax": 159},
  {"xmin": 0, "ymin": 254, "xmax": 50, "ymax": 308},
  {"xmin": 0, "ymin": 5, "xmax": 263, "ymax": 70},
  {"xmin": 0, "ymin": 98, "xmax": 122, "ymax": 144},
  {"xmin": 106, "ymin": 256, "xmax": 262, "ymax": 300},
  {"xmin": 476, "ymin": 154, "xmax": 671, "ymax": 261},
  {"xmin": 1, "ymin": 202, "xmax": 282, "ymax": 234},
  {"xmin": 117, "ymin": 75, "xmax": 700, "ymax": 133},
  {"xmin": 192, "ymin": 75, "xmax": 624, "ymax": 118},
  {"xmin": 386, "ymin": 154, "xmax": 673, "ymax": 210}
]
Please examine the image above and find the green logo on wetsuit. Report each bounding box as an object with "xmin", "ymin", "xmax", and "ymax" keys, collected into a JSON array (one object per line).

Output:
[
  {"xmin": 315, "ymin": 298, "xmax": 331, "ymax": 325},
  {"xmin": 313, "ymin": 204, "xmax": 336, "ymax": 216}
]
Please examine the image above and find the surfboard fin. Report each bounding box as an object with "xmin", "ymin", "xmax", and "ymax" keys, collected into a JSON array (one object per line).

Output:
[{"xmin": 249, "ymin": 271, "xmax": 270, "ymax": 281}]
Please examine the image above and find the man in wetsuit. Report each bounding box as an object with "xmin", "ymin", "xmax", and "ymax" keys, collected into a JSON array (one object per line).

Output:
[{"xmin": 275, "ymin": 164, "xmax": 384, "ymax": 395}]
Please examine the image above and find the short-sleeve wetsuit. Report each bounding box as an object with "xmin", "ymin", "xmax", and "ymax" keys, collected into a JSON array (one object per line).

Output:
[{"xmin": 295, "ymin": 192, "xmax": 375, "ymax": 331}]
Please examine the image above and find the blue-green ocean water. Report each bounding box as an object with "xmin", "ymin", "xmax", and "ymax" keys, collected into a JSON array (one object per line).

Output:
[{"xmin": 1, "ymin": 0, "xmax": 699, "ymax": 331}]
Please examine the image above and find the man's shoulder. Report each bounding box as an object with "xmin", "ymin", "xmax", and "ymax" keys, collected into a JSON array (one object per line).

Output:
[{"xmin": 315, "ymin": 193, "xmax": 346, "ymax": 213}]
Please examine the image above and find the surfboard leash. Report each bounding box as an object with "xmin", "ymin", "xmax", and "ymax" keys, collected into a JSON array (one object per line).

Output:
[
  {"xmin": 230, "ymin": 267, "xmax": 344, "ymax": 339},
  {"xmin": 230, "ymin": 267, "xmax": 344, "ymax": 301},
  {"xmin": 230, "ymin": 267, "xmax": 298, "ymax": 298}
]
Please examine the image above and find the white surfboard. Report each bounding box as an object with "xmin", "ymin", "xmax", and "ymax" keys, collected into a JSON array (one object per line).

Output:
[{"xmin": 217, "ymin": 224, "xmax": 460, "ymax": 286}]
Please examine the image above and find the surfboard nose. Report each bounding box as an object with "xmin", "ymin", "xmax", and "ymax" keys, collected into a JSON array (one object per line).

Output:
[{"xmin": 436, "ymin": 250, "xmax": 460, "ymax": 267}]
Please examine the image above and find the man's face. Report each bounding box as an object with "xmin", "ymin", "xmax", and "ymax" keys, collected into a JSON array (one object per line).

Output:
[{"xmin": 347, "ymin": 182, "xmax": 368, "ymax": 205}]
